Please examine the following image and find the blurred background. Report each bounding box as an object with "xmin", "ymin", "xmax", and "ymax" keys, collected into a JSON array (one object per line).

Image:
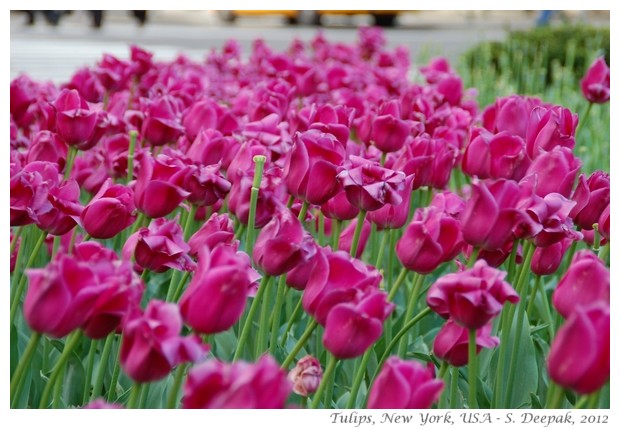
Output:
[{"xmin": 10, "ymin": 10, "xmax": 610, "ymax": 83}]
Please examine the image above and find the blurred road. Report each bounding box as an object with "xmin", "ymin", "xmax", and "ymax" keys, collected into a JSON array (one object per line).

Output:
[{"xmin": 10, "ymin": 10, "xmax": 609, "ymax": 83}]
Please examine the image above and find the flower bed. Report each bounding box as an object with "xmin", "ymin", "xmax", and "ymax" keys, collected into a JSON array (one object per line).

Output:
[{"xmin": 10, "ymin": 27, "xmax": 610, "ymax": 409}]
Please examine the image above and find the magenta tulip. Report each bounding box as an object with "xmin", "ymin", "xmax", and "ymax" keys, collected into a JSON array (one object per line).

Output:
[
  {"xmin": 367, "ymin": 173, "xmax": 414, "ymax": 230},
  {"xmin": 525, "ymin": 106, "xmax": 578, "ymax": 160},
  {"xmin": 141, "ymin": 95, "xmax": 185, "ymax": 146},
  {"xmin": 35, "ymin": 179, "xmax": 83, "ymax": 236},
  {"xmin": 181, "ymin": 163, "xmax": 231, "ymax": 207},
  {"xmin": 188, "ymin": 213, "xmax": 236, "ymax": 256},
  {"xmin": 598, "ymin": 203, "xmax": 610, "ymax": 240},
  {"xmin": 434, "ymin": 319, "xmax": 499, "ymax": 367},
  {"xmin": 368, "ymin": 357, "xmax": 444, "ymax": 409},
  {"xmin": 10, "ymin": 161, "xmax": 59, "ymax": 226},
  {"xmin": 120, "ymin": 300, "xmax": 208, "ymax": 383},
  {"xmin": 552, "ymin": 250, "xmax": 609, "ymax": 318},
  {"xmin": 81, "ymin": 178, "xmax": 136, "ymax": 239},
  {"xmin": 580, "ymin": 57, "xmax": 610, "ymax": 104},
  {"xmin": 530, "ymin": 238, "xmax": 573, "ymax": 276},
  {"xmin": 338, "ymin": 218, "xmax": 371, "ymax": 258},
  {"xmin": 27, "ymin": 131, "xmax": 68, "ymax": 171},
  {"xmin": 427, "ymin": 259, "xmax": 519, "ymax": 330},
  {"xmin": 548, "ymin": 303, "xmax": 609, "ymax": 394},
  {"xmin": 569, "ymin": 171, "xmax": 610, "ymax": 231},
  {"xmin": 53, "ymin": 89, "xmax": 97, "ymax": 148},
  {"xmin": 183, "ymin": 355, "xmax": 291, "ymax": 409},
  {"xmin": 482, "ymin": 95, "xmax": 542, "ymax": 138},
  {"xmin": 180, "ymin": 245, "xmax": 257, "ymax": 335},
  {"xmin": 320, "ymin": 188, "xmax": 360, "ymax": 221},
  {"xmin": 371, "ymin": 100, "xmax": 412, "ymax": 153}
]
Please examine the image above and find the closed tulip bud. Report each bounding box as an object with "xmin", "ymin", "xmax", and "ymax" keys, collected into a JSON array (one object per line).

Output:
[
  {"xmin": 53, "ymin": 89, "xmax": 97, "ymax": 147},
  {"xmin": 27, "ymin": 131, "xmax": 68, "ymax": 171},
  {"xmin": 598, "ymin": 204, "xmax": 610, "ymax": 240},
  {"xmin": 288, "ymin": 355, "xmax": 323, "ymax": 397},
  {"xmin": 188, "ymin": 213, "xmax": 236, "ymax": 255},
  {"xmin": 371, "ymin": 101, "xmax": 412, "ymax": 153},
  {"xmin": 180, "ymin": 245, "xmax": 257, "ymax": 334},
  {"xmin": 320, "ymin": 188, "xmax": 360, "ymax": 221},
  {"xmin": 368, "ymin": 174, "xmax": 414, "ymax": 230},
  {"xmin": 569, "ymin": 171, "xmax": 610, "ymax": 231},
  {"xmin": 368, "ymin": 357, "xmax": 444, "ymax": 409},
  {"xmin": 141, "ymin": 95, "xmax": 184, "ymax": 146},
  {"xmin": 548, "ymin": 303, "xmax": 609, "ymax": 394},
  {"xmin": 525, "ymin": 106, "xmax": 578, "ymax": 160},
  {"xmin": 122, "ymin": 217, "xmax": 195, "ymax": 273},
  {"xmin": 253, "ymin": 209, "xmax": 315, "ymax": 276},
  {"xmin": 552, "ymin": 250, "xmax": 609, "ymax": 318},
  {"xmin": 283, "ymin": 130, "xmax": 345, "ymax": 205},
  {"xmin": 427, "ymin": 259, "xmax": 519, "ymax": 330},
  {"xmin": 133, "ymin": 152, "xmax": 190, "ymax": 218},
  {"xmin": 323, "ymin": 287, "xmax": 394, "ymax": 359},
  {"xmin": 482, "ymin": 95, "xmax": 543, "ymax": 137},
  {"xmin": 81, "ymin": 178, "xmax": 136, "ymax": 239},
  {"xmin": 338, "ymin": 218, "xmax": 371, "ymax": 258},
  {"xmin": 337, "ymin": 156, "xmax": 405, "ymax": 212},
  {"xmin": 462, "ymin": 129, "xmax": 530, "ymax": 181},
  {"xmin": 182, "ymin": 98, "xmax": 220, "ymax": 142},
  {"xmin": 120, "ymin": 300, "xmax": 209, "ymax": 383},
  {"xmin": 434, "ymin": 320, "xmax": 499, "ymax": 367},
  {"xmin": 183, "ymin": 355, "xmax": 291, "ymax": 409},
  {"xmin": 580, "ymin": 57, "xmax": 610, "ymax": 104},
  {"xmin": 285, "ymin": 241, "xmax": 319, "ymax": 291},
  {"xmin": 531, "ymin": 238, "xmax": 573, "ymax": 276},
  {"xmin": 396, "ymin": 206, "xmax": 464, "ymax": 274},
  {"xmin": 460, "ymin": 179, "xmax": 527, "ymax": 251}
]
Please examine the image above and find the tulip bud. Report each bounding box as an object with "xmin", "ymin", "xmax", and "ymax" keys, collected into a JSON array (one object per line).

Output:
[
  {"xmin": 27, "ymin": 131, "xmax": 68, "ymax": 171},
  {"xmin": 525, "ymin": 107, "xmax": 578, "ymax": 161},
  {"xmin": 288, "ymin": 355, "xmax": 323, "ymax": 397},
  {"xmin": 183, "ymin": 355, "xmax": 291, "ymax": 409},
  {"xmin": 53, "ymin": 89, "xmax": 97, "ymax": 148},
  {"xmin": 530, "ymin": 238, "xmax": 573, "ymax": 276},
  {"xmin": 482, "ymin": 95, "xmax": 542, "ymax": 137},
  {"xmin": 569, "ymin": 171, "xmax": 610, "ymax": 231},
  {"xmin": 320, "ymin": 188, "xmax": 360, "ymax": 221},
  {"xmin": 427, "ymin": 259, "xmax": 519, "ymax": 330},
  {"xmin": 433, "ymin": 320, "xmax": 499, "ymax": 367},
  {"xmin": 580, "ymin": 57, "xmax": 610, "ymax": 104},
  {"xmin": 141, "ymin": 95, "xmax": 184, "ymax": 146},
  {"xmin": 188, "ymin": 213, "xmax": 236, "ymax": 255},
  {"xmin": 120, "ymin": 300, "xmax": 208, "ymax": 383},
  {"xmin": 81, "ymin": 178, "xmax": 136, "ymax": 239},
  {"xmin": 368, "ymin": 357, "xmax": 444, "ymax": 409},
  {"xmin": 462, "ymin": 129, "xmax": 530, "ymax": 181},
  {"xmin": 552, "ymin": 250, "xmax": 609, "ymax": 318},
  {"xmin": 548, "ymin": 303, "xmax": 609, "ymax": 394},
  {"xmin": 180, "ymin": 245, "xmax": 257, "ymax": 335}
]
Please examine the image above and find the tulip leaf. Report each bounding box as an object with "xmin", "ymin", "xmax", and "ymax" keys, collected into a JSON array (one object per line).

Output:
[
  {"xmin": 10, "ymin": 323, "xmax": 18, "ymax": 377},
  {"xmin": 64, "ymin": 353, "xmax": 86, "ymax": 407},
  {"xmin": 213, "ymin": 330, "xmax": 238, "ymax": 361}
]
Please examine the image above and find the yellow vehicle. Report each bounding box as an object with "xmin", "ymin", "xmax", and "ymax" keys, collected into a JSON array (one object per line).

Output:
[{"xmin": 219, "ymin": 10, "xmax": 401, "ymax": 27}]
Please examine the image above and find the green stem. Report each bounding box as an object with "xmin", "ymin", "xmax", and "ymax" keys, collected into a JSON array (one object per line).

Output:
[
  {"xmin": 245, "ymin": 156, "xmax": 266, "ymax": 252},
  {"xmin": 298, "ymin": 200, "xmax": 310, "ymax": 222},
  {"xmin": 346, "ymin": 349, "xmax": 373, "ymax": 408},
  {"xmin": 126, "ymin": 130, "xmax": 138, "ymax": 184},
  {"xmin": 438, "ymin": 361, "xmax": 449, "ymax": 409},
  {"xmin": 166, "ymin": 363, "xmax": 188, "ymax": 409},
  {"xmin": 587, "ymin": 390, "xmax": 601, "ymax": 409},
  {"xmin": 165, "ymin": 270, "xmax": 182, "ymax": 302},
  {"xmin": 280, "ymin": 298, "xmax": 304, "ymax": 347},
  {"xmin": 64, "ymin": 146, "xmax": 78, "ymax": 180},
  {"xmin": 255, "ymin": 276, "xmax": 274, "ymax": 358},
  {"xmin": 350, "ymin": 210, "xmax": 367, "ymax": 258},
  {"xmin": 331, "ymin": 219, "xmax": 341, "ymax": 249},
  {"xmin": 577, "ymin": 102, "xmax": 593, "ymax": 136},
  {"xmin": 318, "ymin": 211, "xmax": 325, "ymax": 245},
  {"xmin": 450, "ymin": 366, "xmax": 460, "ymax": 408},
  {"xmin": 592, "ymin": 223, "xmax": 600, "ymax": 252},
  {"xmin": 106, "ymin": 345, "xmax": 122, "ymax": 402},
  {"xmin": 468, "ymin": 329, "xmax": 478, "ymax": 409},
  {"xmin": 126, "ymin": 383, "xmax": 143, "ymax": 409},
  {"xmin": 39, "ymin": 330, "xmax": 84, "ymax": 408},
  {"xmin": 172, "ymin": 271, "xmax": 191, "ymax": 303},
  {"xmin": 183, "ymin": 205, "xmax": 198, "ymax": 242},
  {"xmin": 526, "ymin": 275, "xmax": 542, "ymax": 319},
  {"xmin": 598, "ymin": 242, "xmax": 609, "ymax": 261},
  {"xmin": 10, "ymin": 332, "xmax": 42, "ymax": 406},
  {"xmin": 468, "ymin": 247, "xmax": 480, "ymax": 268},
  {"xmin": 139, "ymin": 383, "xmax": 151, "ymax": 409},
  {"xmin": 574, "ymin": 395, "xmax": 589, "ymax": 409},
  {"xmin": 281, "ymin": 319, "xmax": 319, "ymax": 369},
  {"xmin": 10, "ymin": 226, "xmax": 22, "ymax": 255},
  {"xmin": 233, "ymin": 275, "xmax": 270, "ymax": 361},
  {"xmin": 374, "ymin": 230, "xmax": 389, "ymax": 270},
  {"xmin": 545, "ymin": 383, "xmax": 564, "ymax": 409},
  {"xmin": 91, "ymin": 334, "xmax": 115, "ymax": 400},
  {"xmin": 10, "ymin": 230, "xmax": 46, "ymax": 326},
  {"xmin": 82, "ymin": 339, "xmax": 98, "ymax": 403},
  {"xmin": 387, "ymin": 267, "xmax": 408, "ymax": 301},
  {"xmin": 310, "ymin": 354, "xmax": 338, "ymax": 409},
  {"xmin": 397, "ymin": 272, "xmax": 424, "ymax": 357},
  {"xmin": 52, "ymin": 364, "xmax": 66, "ymax": 408},
  {"xmin": 269, "ymin": 276, "xmax": 287, "ymax": 355}
]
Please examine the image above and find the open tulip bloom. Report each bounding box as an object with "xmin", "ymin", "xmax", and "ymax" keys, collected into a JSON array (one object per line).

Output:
[{"xmin": 9, "ymin": 26, "xmax": 609, "ymax": 411}]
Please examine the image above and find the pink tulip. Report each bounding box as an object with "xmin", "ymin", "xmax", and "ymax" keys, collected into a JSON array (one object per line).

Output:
[
  {"xmin": 396, "ymin": 206, "xmax": 464, "ymax": 274},
  {"xmin": 368, "ymin": 357, "xmax": 444, "ymax": 409},
  {"xmin": 288, "ymin": 356, "xmax": 323, "ymax": 397},
  {"xmin": 548, "ymin": 303, "xmax": 609, "ymax": 394},
  {"xmin": 122, "ymin": 217, "xmax": 195, "ymax": 273},
  {"xmin": 434, "ymin": 320, "xmax": 499, "ymax": 367},
  {"xmin": 52, "ymin": 89, "xmax": 97, "ymax": 148},
  {"xmin": 283, "ymin": 129, "xmax": 345, "ymax": 205},
  {"xmin": 552, "ymin": 250, "xmax": 609, "ymax": 318},
  {"xmin": 367, "ymin": 173, "xmax": 414, "ymax": 230},
  {"xmin": 64, "ymin": 68, "xmax": 105, "ymax": 103},
  {"xmin": 188, "ymin": 213, "xmax": 236, "ymax": 256},
  {"xmin": 182, "ymin": 98, "xmax": 220, "ymax": 142},
  {"xmin": 427, "ymin": 259, "xmax": 519, "ymax": 330},
  {"xmin": 482, "ymin": 95, "xmax": 542, "ymax": 137},
  {"xmin": 26, "ymin": 131, "xmax": 68, "ymax": 171},
  {"xmin": 82, "ymin": 399, "xmax": 124, "ymax": 409},
  {"xmin": 462, "ymin": 128, "xmax": 530, "ymax": 181},
  {"xmin": 181, "ymin": 163, "xmax": 231, "ymax": 207},
  {"xmin": 530, "ymin": 238, "xmax": 573, "ymax": 276},
  {"xmin": 337, "ymin": 156, "xmax": 405, "ymax": 212},
  {"xmin": 35, "ymin": 179, "xmax": 83, "ymax": 236},
  {"xmin": 180, "ymin": 245, "xmax": 257, "ymax": 335},
  {"xmin": 183, "ymin": 355, "xmax": 291, "ymax": 409},
  {"xmin": 81, "ymin": 178, "xmax": 136, "ymax": 239},
  {"xmin": 525, "ymin": 106, "xmax": 578, "ymax": 160},
  {"xmin": 580, "ymin": 57, "xmax": 610, "ymax": 104},
  {"xmin": 228, "ymin": 169, "xmax": 287, "ymax": 228},
  {"xmin": 598, "ymin": 203, "xmax": 610, "ymax": 240},
  {"xmin": 133, "ymin": 151, "xmax": 190, "ymax": 218},
  {"xmin": 569, "ymin": 171, "xmax": 610, "ymax": 231},
  {"xmin": 285, "ymin": 241, "xmax": 319, "ymax": 291},
  {"xmin": 141, "ymin": 95, "xmax": 184, "ymax": 146},
  {"xmin": 10, "ymin": 161, "xmax": 59, "ymax": 226},
  {"xmin": 371, "ymin": 100, "xmax": 412, "ymax": 153},
  {"xmin": 323, "ymin": 286, "xmax": 394, "ymax": 359},
  {"xmin": 120, "ymin": 300, "xmax": 208, "ymax": 383},
  {"xmin": 320, "ymin": 188, "xmax": 360, "ymax": 221}
]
